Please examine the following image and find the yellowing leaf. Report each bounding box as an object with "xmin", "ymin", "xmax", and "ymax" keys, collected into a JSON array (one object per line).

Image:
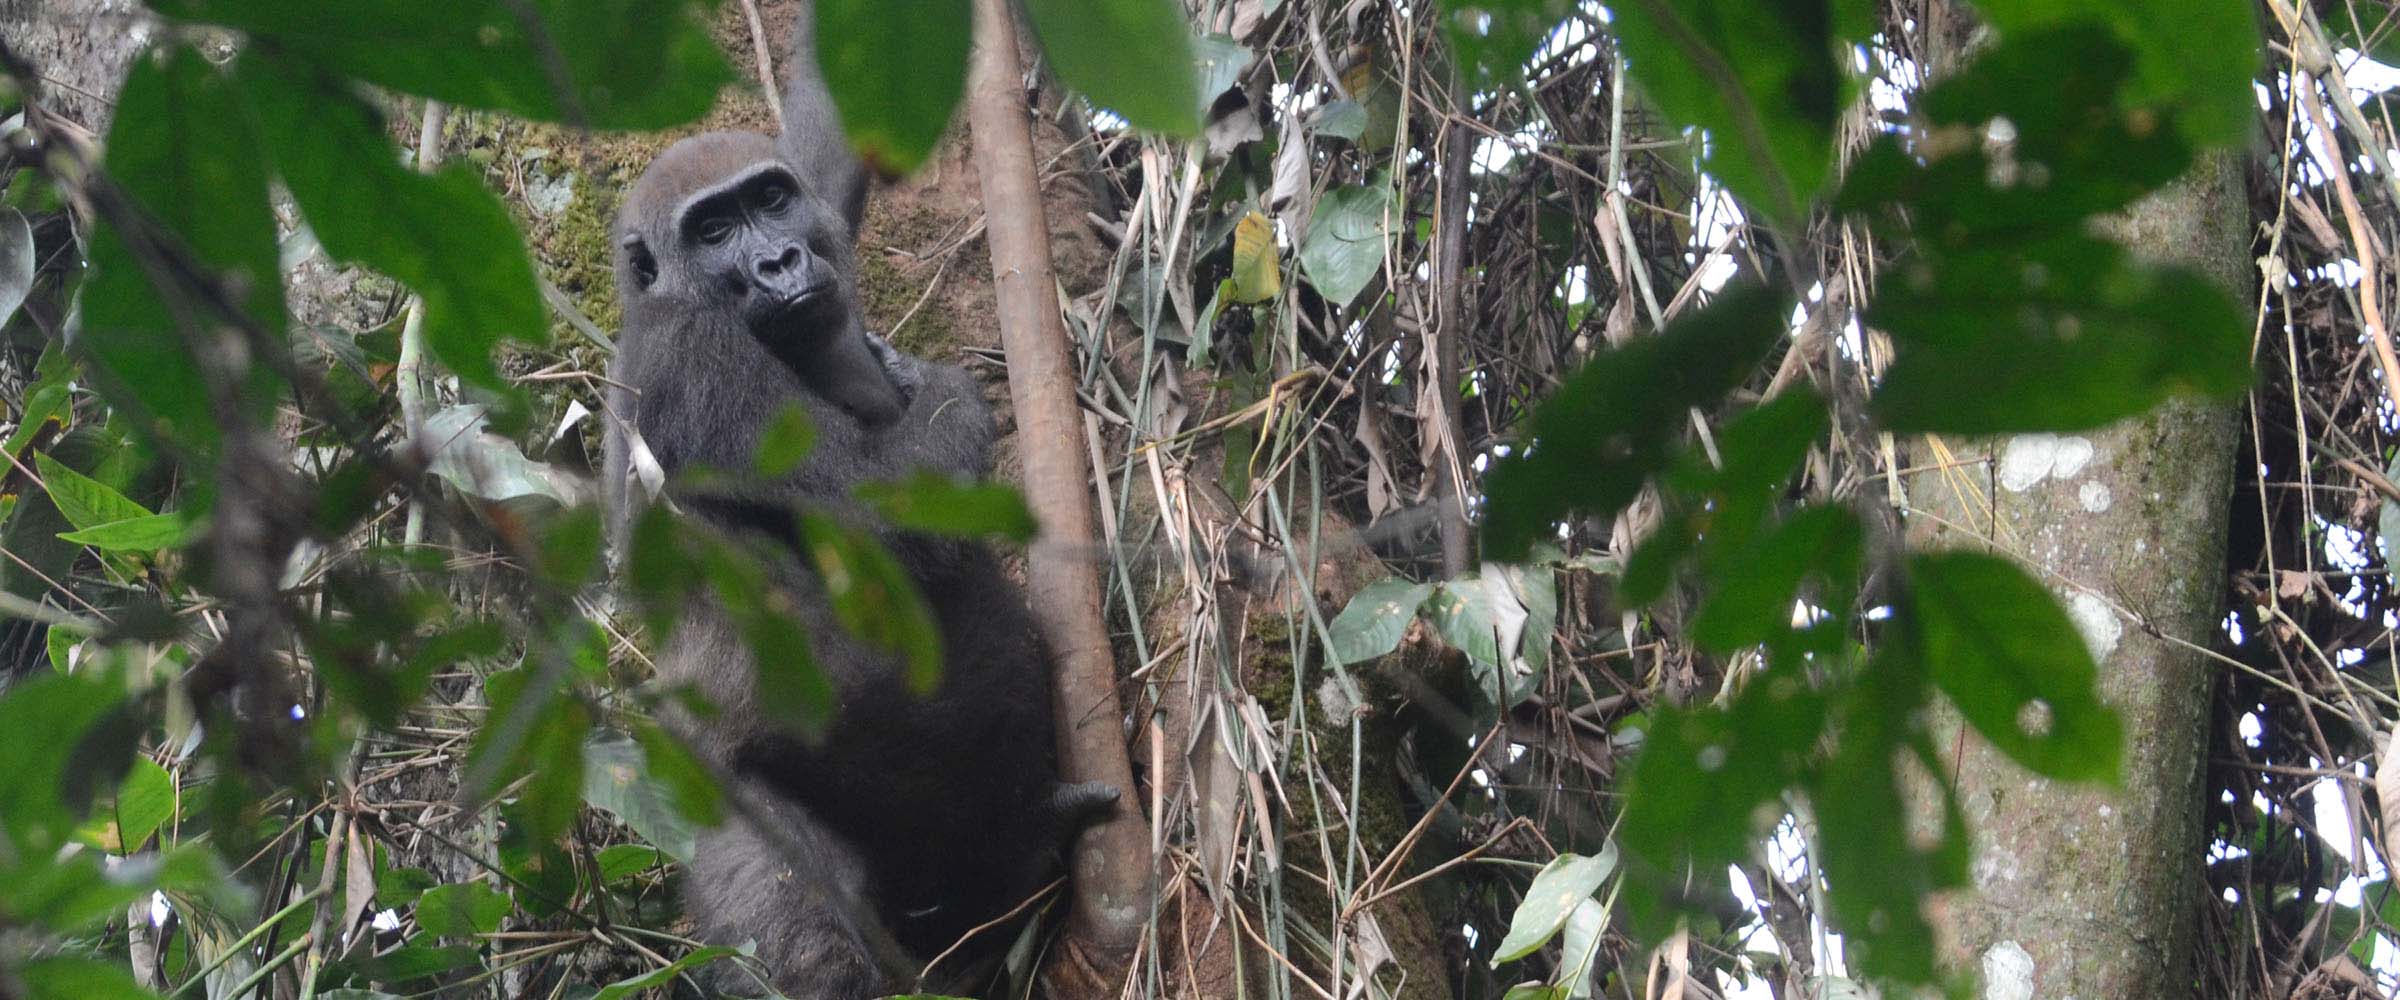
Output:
[{"xmin": 1229, "ymin": 211, "xmax": 1281, "ymax": 304}]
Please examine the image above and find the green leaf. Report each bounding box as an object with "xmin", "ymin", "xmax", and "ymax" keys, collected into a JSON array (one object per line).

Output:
[
  {"xmin": 1804, "ymin": 654, "xmax": 1949, "ymax": 984},
  {"xmin": 421, "ymin": 405, "xmax": 572, "ymax": 505},
  {"xmin": 1481, "ymin": 284, "xmax": 1787, "ymax": 561},
  {"xmin": 854, "ymin": 472, "xmax": 1037, "ymax": 540},
  {"xmin": 595, "ymin": 844, "xmax": 666, "ymax": 885},
  {"xmin": 703, "ymin": 544, "xmax": 836, "ymax": 740},
  {"xmin": 240, "ymin": 53, "xmax": 545, "ymax": 392},
  {"xmin": 20, "ymin": 956, "xmax": 160, "ymax": 1000},
  {"xmin": 1426, "ymin": 564, "xmax": 1557, "ymax": 707},
  {"xmin": 0, "ymin": 669, "xmax": 135, "ymax": 854},
  {"xmin": 80, "ymin": 44, "xmax": 285, "ymax": 459},
  {"xmin": 755, "ymin": 403, "xmax": 818, "ymax": 478},
  {"xmin": 1620, "ymin": 679, "xmax": 1824, "ymax": 875},
  {"xmin": 414, "ymin": 881, "xmax": 511, "ymax": 939},
  {"xmin": 515, "ymin": 696, "xmax": 591, "ymax": 845},
  {"xmin": 33, "ymin": 454, "xmax": 153, "ymax": 531},
  {"xmin": 2, "ymin": 845, "xmax": 218, "ymax": 933},
  {"xmin": 1311, "ymin": 99, "xmax": 1369, "ymax": 142},
  {"xmin": 343, "ymin": 943, "xmax": 479, "ymax": 986},
  {"xmin": 1869, "ymin": 236, "xmax": 2250, "ymax": 433},
  {"xmin": 1441, "ymin": 0, "xmax": 1576, "ymax": 89},
  {"xmin": 583, "ymin": 731, "xmax": 704, "ymax": 862},
  {"xmin": 3, "ymin": 380, "xmax": 68, "ymax": 460},
  {"xmin": 798, "ymin": 514, "xmax": 944, "ymax": 695},
  {"xmin": 1974, "ymin": 0, "xmax": 2256, "ymax": 146},
  {"xmin": 1607, "ymin": 0, "xmax": 1858, "ymax": 225},
  {"xmin": 375, "ymin": 867, "xmax": 439, "ymax": 909},
  {"xmin": 1327, "ymin": 578, "xmax": 1436, "ymax": 665},
  {"xmin": 817, "ymin": 0, "xmax": 970, "ymax": 175},
  {"xmin": 1689, "ymin": 505, "xmax": 1861, "ymax": 653},
  {"xmin": 58, "ymin": 513, "xmax": 192, "ymax": 552},
  {"xmin": 148, "ymin": 0, "xmax": 732, "ymax": 129},
  {"xmin": 1491, "ymin": 848, "xmax": 1618, "ymax": 964},
  {"xmin": 1022, "ymin": 0, "xmax": 1200, "ymax": 135},
  {"xmin": 1296, "ymin": 185, "xmax": 1392, "ymax": 308},
  {"xmin": 102, "ymin": 758, "xmax": 177, "ymax": 854},
  {"xmin": 1907, "ymin": 551, "xmax": 2123, "ymax": 782},
  {"xmin": 592, "ymin": 946, "xmax": 742, "ymax": 1000},
  {"xmin": 1836, "ymin": 27, "xmax": 2191, "ymax": 244}
]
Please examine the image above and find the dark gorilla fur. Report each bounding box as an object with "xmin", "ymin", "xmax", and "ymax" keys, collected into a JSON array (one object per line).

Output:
[{"xmin": 602, "ymin": 13, "xmax": 1113, "ymax": 996}]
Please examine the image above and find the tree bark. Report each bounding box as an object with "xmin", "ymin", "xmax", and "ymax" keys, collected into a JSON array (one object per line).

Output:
[
  {"xmin": 1908, "ymin": 152, "xmax": 2247, "ymax": 998},
  {"xmin": 964, "ymin": 0, "xmax": 1151, "ymax": 975}
]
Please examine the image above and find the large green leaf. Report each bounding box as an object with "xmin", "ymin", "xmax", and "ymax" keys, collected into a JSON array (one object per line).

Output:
[
  {"xmin": 592, "ymin": 946, "xmax": 743, "ymax": 1000},
  {"xmin": 1022, "ymin": 0, "xmax": 1200, "ymax": 135},
  {"xmin": 1327, "ymin": 578, "xmax": 1437, "ymax": 666},
  {"xmin": 0, "ymin": 669, "xmax": 136, "ymax": 855},
  {"xmin": 32, "ymin": 454, "xmax": 153, "ymax": 532},
  {"xmin": 1868, "ymin": 236, "xmax": 2250, "ymax": 433},
  {"xmin": 57, "ymin": 514, "xmax": 193, "ymax": 553},
  {"xmin": 420, "ymin": 405, "xmax": 574, "ymax": 506},
  {"xmin": 583, "ymin": 730, "xmax": 704, "ymax": 862},
  {"xmin": 19, "ymin": 956, "xmax": 161, "ymax": 1000},
  {"xmin": 1441, "ymin": 0, "xmax": 1577, "ymax": 89},
  {"xmin": 79, "ymin": 44, "xmax": 285, "ymax": 458},
  {"xmin": 1806, "ymin": 666, "xmax": 1946, "ymax": 984},
  {"xmin": 703, "ymin": 541, "xmax": 836, "ymax": 738},
  {"xmin": 1620, "ymin": 677, "xmax": 1825, "ymax": 876},
  {"xmin": 1907, "ymin": 551, "xmax": 2123, "ymax": 782},
  {"xmin": 1689, "ymin": 504, "xmax": 1861, "ymax": 652},
  {"xmin": 1481, "ymin": 284, "xmax": 1787, "ymax": 561},
  {"xmin": 1607, "ymin": 0, "xmax": 1860, "ymax": 225},
  {"xmin": 147, "ymin": 0, "xmax": 732, "ymax": 129},
  {"xmin": 1837, "ymin": 27, "xmax": 2192, "ymax": 245},
  {"xmin": 414, "ymin": 882, "xmax": 512, "ymax": 939},
  {"xmin": 1974, "ymin": 0, "xmax": 2257, "ymax": 146},
  {"xmin": 1491, "ymin": 848, "xmax": 1618, "ymax": 964},
  {"xmin": 241, "ymin": 53, "xmax": 545, "ymax": 392},
  {"xmin": 97, "ymin": 758, "xmax": 177, "ymax": 855},
  {"xmin": 1296, "ymin": 184, "xmax": 1393, "ymax": 308},
  {"xmin": 797, "ymin": 513, "xmax": 943, "ymax": 696},
  {"xmin": 854, "ymin": 472, "xmax": 1037, "ymax": 541},
  {"xmin": 818, "ymin": 0, "xmax": 971, "ymax": 175}
]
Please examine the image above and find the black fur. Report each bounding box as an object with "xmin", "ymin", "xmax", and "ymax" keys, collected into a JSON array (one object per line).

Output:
[
  {"xmin": 602, "ymin": 11, "xmax": 1112, "ymax": 995},
  {"xmin": 777, "ymin": 0, "xmax": 868, "ymax": 240}
]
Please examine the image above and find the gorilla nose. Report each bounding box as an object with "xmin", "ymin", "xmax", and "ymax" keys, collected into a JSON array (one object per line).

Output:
[
  {"xmin": 755, "ymin": 245, "xmax": 804, "ymax": 280},
  {"xmin": 752, "ymin": 245, "xmax": 819, "ymax": 305}
]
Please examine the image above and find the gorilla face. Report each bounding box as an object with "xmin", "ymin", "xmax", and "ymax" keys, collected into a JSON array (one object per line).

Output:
[{"xmin": 673, "ymin": 163, "xmax": 847, "ymax": 336}]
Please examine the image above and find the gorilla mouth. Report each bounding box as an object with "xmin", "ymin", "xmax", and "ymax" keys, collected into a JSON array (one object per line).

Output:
[{"xmin": 769, "ymin": 282, "xmax": 832, "ymax": 317}]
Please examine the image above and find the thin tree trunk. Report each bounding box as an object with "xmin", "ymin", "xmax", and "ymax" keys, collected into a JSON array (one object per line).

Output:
[
  {"xmin": 1429, "ymin": 81, "xmax": 1475, "ymax": 580},
  {"xmin": 965, "ymin": 0, "xmax": 1151, "ymax": 978},
  {"xmin": 1908, "ymin": 152, "xmax": 2247, "ymax": 998}
]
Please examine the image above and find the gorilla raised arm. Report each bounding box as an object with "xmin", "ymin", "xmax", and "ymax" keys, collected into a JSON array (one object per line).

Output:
[{"xmin": 779, "ymin": 0, "xmax": 868, "ymax": 238}]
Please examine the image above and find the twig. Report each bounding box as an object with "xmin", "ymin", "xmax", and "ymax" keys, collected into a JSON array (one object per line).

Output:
[{"xmin": 737, "ymin": 0, "xmax": 785, "ymax": 133}]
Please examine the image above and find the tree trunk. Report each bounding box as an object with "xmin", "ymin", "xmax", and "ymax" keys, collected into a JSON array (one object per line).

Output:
[
  {"xmin": 964, "ymin": 0, "xmax": 1152, "ymax": 982},
  {"xmin": 1907, "ymin": 152, "xmax": 2247, "ymax": 997}
]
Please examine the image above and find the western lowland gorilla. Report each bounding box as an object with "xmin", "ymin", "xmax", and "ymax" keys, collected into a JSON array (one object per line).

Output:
[{"xmin": 601, "ymin": 11, "xmax": 1113, "ymax": 997}]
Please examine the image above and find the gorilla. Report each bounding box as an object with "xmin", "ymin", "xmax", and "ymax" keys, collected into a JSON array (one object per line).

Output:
[{"xmin": 601, "ymin": 9, "xmax": 1113, "ymax": 996}]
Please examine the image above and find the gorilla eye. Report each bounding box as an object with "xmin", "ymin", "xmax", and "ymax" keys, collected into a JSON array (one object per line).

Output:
[
  {"xmin": 698, "ymin": 218, "xmax": 735, "ymax": 245},
  {"xmin": 760, "ymin": 184, "xmax": 793, "ymax": 212}
]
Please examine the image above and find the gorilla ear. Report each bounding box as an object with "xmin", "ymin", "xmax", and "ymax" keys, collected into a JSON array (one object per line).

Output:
[{"xmin": 622, "ymin": 233, "xmax": 659, "ymax": 290}]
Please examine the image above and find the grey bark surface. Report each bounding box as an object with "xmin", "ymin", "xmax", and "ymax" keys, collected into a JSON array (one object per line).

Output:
[
  {"xmin": 0, "ymin": 0, "xmax": 147, "ymax": 133},
  {"xmin": 1906, "ymin": 152, "xmax": 2248, "ymax": 998}
]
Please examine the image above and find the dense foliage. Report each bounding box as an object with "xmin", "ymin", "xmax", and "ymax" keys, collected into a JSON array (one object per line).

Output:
[{"xmin": 0, "ymin": 0, "xmax": 2355, "ymax": 997}]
